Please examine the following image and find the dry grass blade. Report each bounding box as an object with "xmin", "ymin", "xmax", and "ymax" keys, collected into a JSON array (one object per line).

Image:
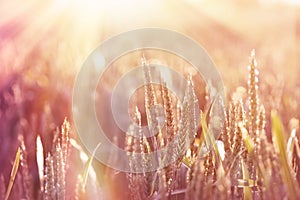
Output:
[
  {"xmin": 287, "ymin": 129, "xmax": 300, "ymax": 167},
  {"xmin": 272, "ymin": 110, "xmax": 300, "ymax": 199},
  {"xmin": 82, "ymin": 142, "xmax": 101, "ymax": 189},
  {"xmin": 36, "ymin": 135, "xmax": 44, "ymax": 191},
  {"xmin": 295, "ymin": 139, "xmax": 300, "ymax": 159},
  {"xmin": 4, "ymin": 147, "xmax": 21, "ymax": 200}
]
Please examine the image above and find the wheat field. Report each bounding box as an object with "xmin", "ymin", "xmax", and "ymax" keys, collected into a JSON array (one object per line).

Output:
[{"xmin": 0, "ymin": 0, "xmax": 299, "ymax": 199}]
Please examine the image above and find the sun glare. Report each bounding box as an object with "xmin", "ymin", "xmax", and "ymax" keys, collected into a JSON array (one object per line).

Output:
[{"xmin": 53, "ymin": 0, "xmax": 158, "ymax": 15}]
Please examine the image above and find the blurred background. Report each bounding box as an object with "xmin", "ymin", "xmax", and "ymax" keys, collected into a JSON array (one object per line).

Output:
[{"xmin": 0, "ymin": 0, "xmax": 299, "ymax": 199}]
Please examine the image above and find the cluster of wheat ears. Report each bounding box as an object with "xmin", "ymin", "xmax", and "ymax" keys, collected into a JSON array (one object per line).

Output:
[{"xmin": 1, "ymin": 50, "xmax": 299, "ymax": 200}]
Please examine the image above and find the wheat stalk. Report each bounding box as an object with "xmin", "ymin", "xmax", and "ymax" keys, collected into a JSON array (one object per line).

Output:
[
  {"xmin": 44, "ymin": 153, "xmax": 55, "ymax": 200},
  {"xmin": 19, "ymin": 138, "xmax": 33, "ymax": 200},
  {"xmin": 247, "ymin": 49, "xmax": 260, "ymax": 138}
]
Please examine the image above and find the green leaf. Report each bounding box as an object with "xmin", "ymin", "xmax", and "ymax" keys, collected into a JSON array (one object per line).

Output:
[
  {"xmin": 239, "ymin": 123, "xmax": 254, "ymax": 155},
  {"xmin": 241, "ymin": 159, "xmax": 253, "ymax": 200},
  {"xmin": 200, "ymin": 112, "xmax": 225, "ymax": 175},
  {"xmin": 271, "ymin": 110, "xmax": 300, "ymax": 199}
]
